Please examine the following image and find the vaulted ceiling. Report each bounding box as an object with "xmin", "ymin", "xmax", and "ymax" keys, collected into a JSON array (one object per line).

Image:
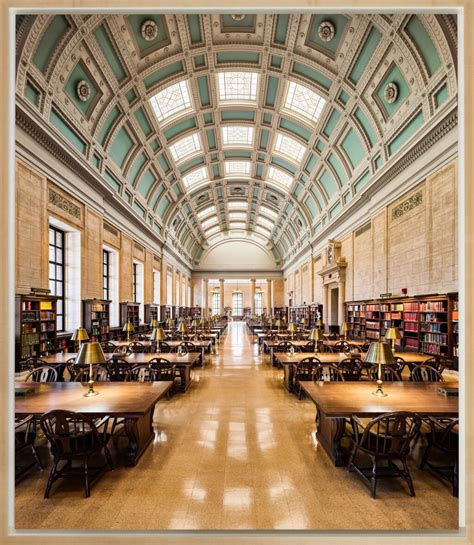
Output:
[{"xmin": 15, "ymin": 13, "xmax": 457, "ymax": 268}]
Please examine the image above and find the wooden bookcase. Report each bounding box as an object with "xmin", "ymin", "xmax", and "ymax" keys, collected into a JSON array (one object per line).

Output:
[
  {"xmin": 191, "ymin": 307, "xmax": 202, "ymax": 319},
  {"xmin": 289, "ymin": 304, "xmax": 323, "ymax": 328},
  {"xmin": 120, "ymin": 302, "xmax": 140, "ymax": 329},
  {"xmin": 160, "ymin": 305, "xmax": 173, "ymax": 322},
  {"xmin": 145, "ymin": 304, "xmax": 160, "ymax": 324},
  {"xmin": 273, "ymin": 307, "xmax": 288, "ymax": 321},
  {"xmin": 345, "ymin": 293, "xmax": 458, "ymax": 357},
  {"xmin": 15, "ymin": 294, "xmax": 59, "ymax": 367},
  {"xmin": 83, "ymin": 299, "xmax": 111, "ymax": 343}
]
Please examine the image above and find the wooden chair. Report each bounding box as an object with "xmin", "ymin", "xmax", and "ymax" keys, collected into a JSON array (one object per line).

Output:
[
  {"xmin": 65, "ymin": 357, "xmax": 79, "ymax": 381},
  {"xmin": 410, "ymin": 364, "xmax": 445, "ymax": 383},
  {"xmin": 157, "ymin": 341, "xmax": 171, "ymax": 353},
  {"xmin": 293, "ymin": 357, "xmax": 321, "ymax": 399},
  {"xmin": 128, "ymin": 341, "xmax": 145, "ymax": 353},
  {"xmin": 313, "ymin": 365, "xmax": 345, "ymax": 382},
  {"xmin": 423, "ymin": 356, "xmax": 452, "ymax": 374},
  {"xmin": 100, "ymin": 341, "xmax": 116, "ymax": 353},
  {"xmin": 348, "ymin": 412, "xmax": 421, "ymax": 499},
  {"xmin": 274, "ymin": 341, "xmax": 292, "ymax": 353},
  {"xmin": 368, "ymin": 364, "xmax": 402, "ymax": 382},
  {"xmin": 15, "ymin": 415, "xmax": 43, "ymax": 480},
  {"xmin": 20, "ymin": 357, "xmax": 42, "ymax": 372},
  {"xmin": 337, "ymin": 358, "xmax": 363, "ymax": 381},
  {"xmin": 113, "ymin": 345, "xmax": 131, "ymax": 356},
  {"xmin": 25, "ymin": 365, "xmax": 58, "ymax": 383},
  {"xmin": 331, "ymin": 340, "xmax": 350, "ymax": 353},
  {"xmin": 360, "ymin": 341, "xmax": 371, "ymax": 352},
  {"xmin": 73, "ymin": 365, "xmax": 109, "ymax": 382},
  {"xmin": 148, "ymin": 357, "xmax": 176, "ymax": 382},
  {"xmin": 107, "ymin": 358, "xmax": 133, "ymax": 382},
  {"xmin": 391, "ymin": 357, "xmax": 406, "ymax": 375},
  {"xmin": 125, "ymin": 364, "xmax": 152, "ymax": 382},
  {"xmin": 40, "ymin": 410, "xmax": 114, "ymax": 498},
  {"xmin": 420, "ymin": 416, "xmax": 458, "ymax": 497}
]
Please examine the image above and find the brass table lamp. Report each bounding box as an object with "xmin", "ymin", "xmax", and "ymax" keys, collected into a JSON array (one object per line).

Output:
[
  {"xmin": 150, "ymin": 319, "xmax": 159, "ymax": 330},
  {"xmin": 179, "ymin": 321, "xmax": 187, "ymax": 339},
  {"xmin": 275, "ymin": 319, "xmax": 283, "ymax": 333},
  {"xmin": 75, "ymin": 342, "xmax": 106, "ymax": 397},
  {"xmin": 288, "ymin": 322, "xmax": 297, "ymax": 340},
  {"xmin": 364, "ymin": 341, "xmax": 395, "ymax": 397},
  {"xmin": 340, "ymin": 322, "xmax": 349, "ymax": 340},
  {"xmin": 384, "ymin": 327, "xmax": 401, "ymax": 354},
  {"xmin": 123, "ymin": 321, "xmax": 134, "ymax": 342},
  {"xmin": 192, "ymin": 318, "xmax": 199, "ymax": 338},
  {"xmin": 309, "ymin": 328, "xmax": 324, "ymax": 355},
  {"xmin": 150, "ymin": 327, "xmax": 165, "ymax": 354},
  {"xmin": 71, "ymin": 327, "xmax": 89, "ymax": 350}
]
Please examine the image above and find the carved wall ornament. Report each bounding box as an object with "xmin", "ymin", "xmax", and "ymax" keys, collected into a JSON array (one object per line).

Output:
[
  {"xmin": 318, "ymin": 21, "xmax": 335, "ymax": 42},
  {"xmin": 48, "ymin": 188, "xmax": 81, "ymax": 219},
  {"xmin": 141, "ymin": 19, "xmax": 158, "ymax": 41},
  {"xmin": 231, "ymin": 15, "xmax": 246, "ymax": 21},
  {"xmin": 391, "ymin": 191, "xmax": 423, "ymax": 220},
  {"xmin": 76, "ymin": 80, "xmax": 90, "ymax": 102},
  {"xmin": 384, "ymin": 82, "xmax": 399, "ymax": 103}
]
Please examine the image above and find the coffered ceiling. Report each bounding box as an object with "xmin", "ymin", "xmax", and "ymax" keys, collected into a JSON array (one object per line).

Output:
[{"xmin": 15, "ymin": 13, "xmax": 457, "ymax": 268}]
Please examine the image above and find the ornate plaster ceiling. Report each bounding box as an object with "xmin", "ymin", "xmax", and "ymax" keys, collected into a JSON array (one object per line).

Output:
[{"xmin": 15, "ymin": 13, "xmax": 457, "ymax": 268}]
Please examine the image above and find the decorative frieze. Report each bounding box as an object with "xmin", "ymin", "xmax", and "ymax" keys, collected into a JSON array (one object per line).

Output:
[
  {"xmin": 103, "ymin": 221, "xmax": 119, "ymax": 237},
  {"xmin": 48, "ymin": 188, "xmax": 81, "ymax": 219},
  {"xmin": 355, "ymin": 222, "xmax": 371, "ymax": 237},
  {"xmin": 391, "ymin": 191, "xmax": 423, "ymax": 220}
]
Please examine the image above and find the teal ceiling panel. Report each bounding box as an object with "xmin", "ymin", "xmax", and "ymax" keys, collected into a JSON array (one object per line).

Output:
[
  {"xmin": 354, "ymin": 169, "xmax": 371, "ymax": 193},
  {"xmin": 93, "ymin": 25, "xmax": 127, "ymax": 82},
  {"xmin": 158, "ymin": 153, "xmax": 171, "ymax": 174},
  {"xmin": 163, "ymin": 118, "xmax": 197, "ymax": 140},
  {"xmin": 157, "ymin": 195, "xmax": 171, "ymax": 218},
  {"xmin": 259, "ymin": 129, "xmax": 269, "ymax": 150},
  {"xmin": 134, "ymin": 107, "xmax": 153, "ymax": 136},
  {"xmin": 329, "ymin": 201, "xmax": 342, "ymax": 219},
  {"xmin": 33, "ymin": 16, "xmax": 69, "ymax": 73},
  {"xmin": 305, "ymin": 154, "xmax": 317, "ymax": 174},
  {"xmin": 405, "ymin": 16, "xmax": 441, "ymax": 76},
  {"xmin": 126, "ymin": 89, "xmax": 137, "ymax": 103},
  {"xmin": 127, "ymin": 152, "xmax": 148, "ymax": 184},
  {"xmin": 434, "ymin": 84, "xmax": 448, "ymax": 108},
  {"xmin": 271, "ymin": 55, "xmax": 283, "ymax": 68},
  {"xmin": 143, "ymin": 61, "xmax": 184, "ymax": 89},
  {"xmin": 150, "ymin": 184, "xmax": 165, "ymax": 209},
  {"xmin": 98, "ymin": 106, "xmax": 121, "ymax": 146},
  {"xmin": 292, "ymin": 62, "xmax": 332, "ymax": 91},
  {"xmin": 109, "ymin": 126, "xmax": 134, "ymax": 168},
  {"xmin": 263, "ymin": 113, "xmax": 273, "ymax": 125},
  {"xmin": 376, "ymin": 63, "xmax": 410, "ymax": 118},
  {"xmin": 315, "ymin": 140, "xmax": 325, "ymax": 153},
  {"xmin": 194, "ymin": 55, "xmax": 206, "ymax": 68},
  {"xmin": 327, "ymin": 152, "xmax": 348, "ymax": 184},
  {"xmin": 319, "ymin": 169, "xmax": 338, "ymax": 197},
  {"xmin": 216, "ymin": 52, "xmax": 260, "ymax": 64},
  {"xmin": 50, "ymin": 110, "xmax": 86, "ymax": 154},
  {"xmin": 206, "ymin": 128, "xmax": 216, "ymax": 150},
  {"xmin": 322, "ymin": 108, "xmax": 341, "ymax": 137},
  {"xmin": 197, "ymin": 76, "xmax": 211, "ymax": 107},
  {"xmin": 127, "ymin": 15, "xmax": 169, "ymax": 53},
  {"xmin": 255, "ymin": 164, "xmax": 263, "ymax": 177},
  {"xmin": 338, "ymin": 90, "xmax": 350, "ymax": 104},
  {"xmin": 186, "ymin": 15, "xmax": 203, "ymax": 44},
  {"xmin": 104, "ymin": 170, "xmax": 121, "ymax": 192},
  {"xmin": 279, "ymin": 118, "xmax": 311, "ymax": 142},
  {"xmin": 340, "ymin": 128, "xmax": 366, "ymax": 169},
  {"xmin": 25, "ymin": 83, "xmax": 40, "ymax": 106},
  {"xmin": 224, "ymin": 150, "xmax": 252, "ymax": 158},
  {"xmin": 65, "ymin": 61, "xmax": 100, "ymax": 117},
  {"xmin": 306, "ymin": 15, "xmax": 349, "ymax": 55},
  {"xmin": 179, "ymin": 156, "xmax": 205, "ymax": 174},
  {"xmin": 203, "ymin": 113, "xmax": 213, "ymax": 124},
  {"xmin": 388, "ymin": 110, "xmax": 424, "ymax": 156},
  {"xmin": 348, "ymin": 26, "xmax": 381, "ymax": 84},
  {"xmin": 354, "ymin": 108, "xmax": 377, "ymax": 147},
  {"xmin": 221, "ymin": 110, "xmax": 255, "ymax": 121},
  {"xmin": 270, "ymin": 157, "xmax": 297, "ymax": 175},
  {"xmin": 132, "ymin": 200, "xmax": 146, "ymax": 219},
  {"xmin": 137, "ymin": 169, "xmax": 156, "ymax": 198},
  {"xmin": 310, "ymin": 186, "xmax": 325, "ymax": 209},
  {"xmin": 274, "ymin": 15, "xmax": 289, "ymax": 45},
  {"xmin": 265, "ymin": 76, "xmax": 279, "ymax": 107}
]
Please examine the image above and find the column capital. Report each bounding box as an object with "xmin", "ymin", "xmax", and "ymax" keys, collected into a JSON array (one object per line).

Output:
[{"xmin": 219, "ymin": 278, "xmax": 225, "ymax": 283}]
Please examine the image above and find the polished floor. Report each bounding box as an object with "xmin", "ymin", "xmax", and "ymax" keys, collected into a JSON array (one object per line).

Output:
[{"xmin": 15, "ymin": 322, "xmax": 458, "ymax": 530}]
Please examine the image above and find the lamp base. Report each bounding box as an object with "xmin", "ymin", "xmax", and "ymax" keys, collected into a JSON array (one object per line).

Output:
[
  {"xmin": 84, "ymin": 389, "xmax": 99, "ymax": 397},
  {"xmin": 372, "ymin": 390, "xmax": 388, "ymax": 397}
]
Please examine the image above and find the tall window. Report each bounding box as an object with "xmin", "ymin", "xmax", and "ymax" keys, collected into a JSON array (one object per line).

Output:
[
  {"xmin": 212, "ymin": 292, "xmax": 220, "ymax": 315},
  {"xmin": 102, "ymin": 249, "xmax": 110, "ymax": 300},
  {"xmin": 255, "ymin": 292, "xmax": 263, "ymax": 315},
  {"xmin": 232, "ymin": 292, "xmax": 243, "ymax": 316},
  {"xmin": 49, "ymin": 226, "xmax": 65, "ymax": 331},
  {"xmin": 133, "ymin": 263, "xmax": 138, "ymax": 303},
  {"xmin": 153, "ymin": 271, "xmax": 160, "ymax": 305}
]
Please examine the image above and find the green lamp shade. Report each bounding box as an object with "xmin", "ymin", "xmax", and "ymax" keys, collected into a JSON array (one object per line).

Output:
[{"xmin": 179, "ymin": 322, "xmax": 187, "ymax": 333}]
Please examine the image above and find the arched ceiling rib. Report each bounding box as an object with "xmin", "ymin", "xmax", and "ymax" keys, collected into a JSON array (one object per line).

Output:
[{"xmin": 16, "ymin": 13, "xmax": 457, "ymax": 267}]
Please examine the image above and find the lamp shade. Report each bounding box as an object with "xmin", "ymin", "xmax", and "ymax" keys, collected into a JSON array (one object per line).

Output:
[
  {"xmin": 150, "ymin": 319, "xmax": 160, "ymax": 329},
  {"xmin": 192, "ymin": 319, "xmax": 200, "ymax": 327},
  {"xmin": 316, "ymin": 319, "xmax": 323, "ymax": 328},
  {"xmin": 123, "ymin": 322, "xmax": 135, "ymax": 333},
  {"xmin": 288, "ymin": 322, "xmax": 298, "ymax": 333},
  {"xmin": 300, "ymin": 318, "xmax": 307, "ymax": 325},
  {"xmin": 275, "ymin": 319, "xmax": 283, "ymax": 328},
  {"xmin": 385, "ymin": 327, "xmax": 402, "ymax": 340},
  {"xmin": 309, "ymin": 328, "xmax": 324, "ymax": 341},
  {"xmin": 166, "ymin": 318, "xmax": 174, "ymax": 327},
  {"xmin": 71, "ymin": 327, "xmax": 89, "ymax": 342},
  {"xmin": 150, "ymin": 327, "xmax": 165, "ymax": 341},
  {"xmin": 363, "ymin": 341, "xmax": 395, "ymax": 365},
  {"xmin": 75, "ymin": 342, "xmax": 106, "ymax": 365},
  {"xmin": 179, "ymin": 322, "xmax": 187, "ymax": 333},
  {"xmin": 340, "ymin": 322, "xmax": 349, "ymax": 334},
  {"xmin": 200, "ymin": 318, "xmax": 206, "ymax": 326}
]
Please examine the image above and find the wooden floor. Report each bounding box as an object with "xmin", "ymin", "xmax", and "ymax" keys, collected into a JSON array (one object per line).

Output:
[{"xmin": 15, "ymin": 322, "xmax": 458, "ymax": 530}]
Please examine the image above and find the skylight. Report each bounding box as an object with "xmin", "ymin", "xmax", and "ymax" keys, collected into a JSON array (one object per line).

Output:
[
  {"xmin": 274, "ymin": 133, "xmax": 306, "ymax": 163},
  {"xmin": 201, "ymin": 217, "xmax": 218, "ymax": 229},
  {"xmin": 205, "ymin": 225, "xmax": 220, "ymax": 236},
  {"xmin": 229, "ymin": 222, "xmax": 246, "ymax": 229},
  {"xmin": 222, "ymin": 126, "xmax": 254, "ymax": 146},
  {"xmin": 267, "ymin": 166, "xmax": 293, "ymax": 188},
  {"xmin": 284, "ymin": 81, "xmax": 326, "ymax": 124},
  {"xmin": 255, "ymin": 226, "xmax": 272, "ymax": 236},
  {"xmin": 217, "ymin": 72, "xmax": 259, "ymax": 103},
  {"xmin": 225, "ymin": 161, "xmax": 251, "ymax": 177},
  {"xmin": 258, "ymin": 216, "xmax": 274, "ymax": 230},
  {"xmin": 228, "ymin": 201, "xmax": 247, "ymax": 209},
  {"xmin": 197, "ymin": 206, "xmax": 216, "ymax": 219},
  {"xmin": 229, "ymin": 212, "xmax": 246, "ymax": 220},
  {"xmin": 169, "ymin": 133, "xmax": 202, "ymax": 163},
  {"xmin": 260, "ymin": 205, "xmax": 278, "ymax": 219},
  {"xmin": 149, "ymin": 80, "xmax": 193, "ymax": 124},
  {"xmin": 182, "ymin": 167, "xmax": 209, "ymax": 189}
]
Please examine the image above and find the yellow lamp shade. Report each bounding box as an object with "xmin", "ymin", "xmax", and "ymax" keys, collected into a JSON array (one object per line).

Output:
[
  {"xmin": 275, "ymin": 319, "xmax": 283, "ymax": 328},
  {"xmin": 150, "ymin": 327, "xmax": 165, "ymax": 341},
  {"xmin": 340, "ymin": 322, "xmax": 349, "ymax": 334},
  {"xmin": 288, "ymin": 322, "xmax": 298, "ymax": 333},
  {"xmin": 71, "ymin": 327, "xmax": 89, "ymax": 342},
  {"xmin": 123, "ymin": 322, "xmax": 135, "ymax": 333},
  {"xmin": 300, "ymin": 318, "xmax": 307, "ymax": 325},
  {"xmin": 316, "ymin": 319, "xmax": 323, "ymax": 328},
  {"xmin": 309, "ymin": 328, "xmax": 324, "ymax": 341},
  {"xmin": 179, "ymin": 322, "xmax": 187, "ymax": 333},
  {"xmin": 200, "ymin": 318, "xmax": 206, "ymax": 326},
  {"xmin": 385, "ymin": 327, "xmax": 402, "ymax": 340},
  {"xmin": 150, "ymin": 319, "xmax": 160, "ymax": 329},
  {"xmin": 363, "ymin": 341, "xmax": 395, "ymax": 365},
  {"xmin": 75, "ymin": 342, "xmax": 106, "ymax": 365},
  {"xmin": 192, "ymin": 319, "xmax": 199, "ymax": 327}
]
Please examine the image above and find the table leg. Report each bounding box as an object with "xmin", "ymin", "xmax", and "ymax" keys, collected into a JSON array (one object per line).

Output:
[
  {"xmin": 176, "ymin": 365, "xmax": 192, "ymax": 392},
  {"xmin": 123, "ymin": 407, "xmax": 155, "ymax": 466},
  {"xmin": 282, "ymin": 364, "xmax": 294, "ymax": 392},
  {"xmin": 315, "ymin": 407, "xmax": 346, "ymax": 467}
]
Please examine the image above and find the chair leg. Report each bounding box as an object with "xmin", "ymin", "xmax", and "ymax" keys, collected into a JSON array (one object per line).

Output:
[
  {"xmin": 44, "ymin": 461, "xmax": 57, "ymax": 498},
  {"xmin": 104, "ymin": 445, "xmax": 115, "ymax": 471},
  {"xmin": 84, "ymin": 457, "xmax": 90, "ymax": 498},
  {"xmin": 370, "ymin": 456, "xmax": 377, "ymax": 499},
  {"xmin": 30, "ymin": 444, "xmax": 43, "ymax": 471},
  {"xmin": 453, "ymin": 460, "xmax": 458, "ymax": 497},
  {"xmin": 402, "ymin": 458, "xmax": 416, "ymax": 497},
  {"xmin": 347, "ymin": 444, "xmax": 357, "ymax": 472},
  {"xmin": 419, "ymin": 441, "xmax": 432, "ymax": 469}
]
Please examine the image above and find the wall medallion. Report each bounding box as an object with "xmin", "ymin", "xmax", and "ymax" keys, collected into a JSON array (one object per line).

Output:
[
  {"xmin": 384, "ymin": 82, "xmax": 399, "ymax": 104},
  {"xmin": 318, "ymin": 21, "xmax": 335, "ymax": 42},
  {"xmin": 76, "ymin": 80, "xmax": 90, "ymax": 102},
  {"xmin": 141, "ymin": 19, "xmax": 158, "ymax": 41}
]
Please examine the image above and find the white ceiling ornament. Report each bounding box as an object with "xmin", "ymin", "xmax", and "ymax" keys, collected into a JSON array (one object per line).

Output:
[
  {"xmin": 141, "ymin": 19, "xmax": 158, "ymax": 41},
  {"xmin": 231, "ymin": 15, "xmax": 246, "ymax": 21},
  {"xmin": 384, "ymin": 82, "xmax": 399, "ymax": 104},
  {"xmin": 76, "ymin": 80, "xmax": 90, "ymax": 102},
  {"xmin": 318, "ymin": 21, "xmax": 335, "ymax": 42}
]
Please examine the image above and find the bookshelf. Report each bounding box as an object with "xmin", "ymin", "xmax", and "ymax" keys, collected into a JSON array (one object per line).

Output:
[
  {"xmin": 120, "ymin": 302, "xmax": 140, "ymax": 329},
  {"xmin": 83, "ymin": 299, "xmax": 111, "ymax": 343},
  {"xmin": 160, "ymin": 305, "xmax": 173, "ymax": 323},
  {"xmin": 191, "ymin": 307, "xmax": 202, "ymax": 319},
  {"xmin": 273, "ymin": 307, "xmax": 288, "ymax": 321},
  {"xmin": 449, "ymin": 293, "xmax": 459, "ymax": 369},
  {"xmin": 289, "ymin": 304, "xmax": 323, "ymax": 328},
  {"xmin": 346, "ymin": 303, "xmax": 366, "ymax": 339},
  {"xmin": 419, "ymin": 297, "xmax": 449, "ymax": 356},
  {"xmin": 145, "ymin": 304, "xmax": 160, "ymax": 324},
  {"xmin": 15, "ymin": 294, "xmax": 59, "ymax": 368}
]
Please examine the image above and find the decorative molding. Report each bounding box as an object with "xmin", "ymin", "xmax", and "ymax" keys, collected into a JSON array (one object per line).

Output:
[
  {"xmin": 355, "ymin": 222, "xmax": 371, "ymax": 237},
  {"xmin": 76, "ymin": 80, "xmax": 90, "ymax": 102},
  {"xmin": 391, "ymin": 190, "xmax": 423, "ymax": 220},
  {"xmin": 384, "ymin": 82, "xmax": 399, "ymax": 103},
  {"xmin": 318, "ymin": 21, "xmax": 335, "ymax": 42},
  {"xmin": 48, "ymin": 187, "xmax": 81, "ymax": 219},
  {"xmin": 103, "ymin": 221, "xmax": 119, "ymax": 237},
  {"xmin": 134, "ymin": 242, "xmax": 144, "ymax": 253},
  {"xmin": 141, "ymin": 19, "xmax": 158, "ymax": 41}
]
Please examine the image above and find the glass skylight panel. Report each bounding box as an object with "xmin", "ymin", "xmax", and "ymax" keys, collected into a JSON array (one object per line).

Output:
[
  {"xmin": 197, "ymin": 206, "xmax": 216, "ymax": 219},
  {"xmin": 229, "ymin": 222, "xmax": 246, "ymax": 229},
  {"xmin": 274, "ymin": 133, "xmax": 306, "ymax": 163},
  {"xmin": 255, "ymin": 226, "xmax": 272, "ymax": 236},
  {"xmin": 229, "ymin": 212, "xmax": 246, "ymax": 220},
  {"xmin": 284, "ymin": 81, "xmax": 326, "ymax": 123},
  {"xmin": 201, "ymin": 217, "xmax": 218, "ymax": 229},
  {"xmin": 205, "ymin": 225, "xmax": 219, "ymax": 236},
  {"xmin": 149, "ymin": 80, "xmax": 193, "ymax": 124},
  {"xmin": 182, "ymin": 167, "xmax": 209, "ymax": 189},
  {"xmin": 217, "ymin": 72, "xmax": 258, "ymax": 103},
  {"xmin": 224, "ymin": 161, "xmax": 251, "ymax": 177},
  {"xmin": 169, "ymin": 133, "xmax": 202, "ymax": 163},
  {"xmin": 267, "ymin": 166, "xmax": 293, "ymax": 188},
  {"xmin": 228, "ymin": 201, "xmax": 247, "ymax": 209},
  {"xmin": 258, "ymin": 216, "xmax": 274, "ymax": 230},
  {"xmin": 260, "ymin": 205, "xmax": 278, "ymax": 219},
  {"xmin": 222, "ymin": 126, "xmax": 254, "ymax": 146}
]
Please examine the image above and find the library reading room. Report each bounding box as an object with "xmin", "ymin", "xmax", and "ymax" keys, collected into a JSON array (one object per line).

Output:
[{"xmin": 9, "ymin": 9, "xmax": 465, "ymax": 538}]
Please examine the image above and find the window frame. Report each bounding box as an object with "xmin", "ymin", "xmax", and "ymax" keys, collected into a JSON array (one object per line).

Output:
[
  {"xmin": 49, "ymin": 225, "xmax": 65, "ymax": 332},
  {"xmin": 102, "ymin": 249, "xmax": 110, "ymax": 301}
]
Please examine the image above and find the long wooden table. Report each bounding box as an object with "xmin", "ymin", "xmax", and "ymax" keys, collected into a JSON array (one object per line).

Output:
[
  {"xmin": 300, "ymin": 381, "xmax": 458, "ymax": 466},
  {"xmin": 15, "ymin": 381, "xmax": 173, "ymax": 466}
]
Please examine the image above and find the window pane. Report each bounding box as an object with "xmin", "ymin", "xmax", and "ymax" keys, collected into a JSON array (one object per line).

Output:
[
  {"xmin": 49, "ymin": 280, "xmax": 55, "ymax": 294},
  {"xmin": 56, "ymin": 282, "xmax": 63, "ymax": 296},
  {"xmin": 56, "ymin": 231, "xmax": 63, "ymax": 246},
  {"xmin": 57, "ymin": 300, "xmax": 63, "ymax": 314},
  {"xmin": 49, "ymin": 246, "xmax": 55, "ymax": 262},
  {"xmin": 49, "ymin": 229, "xmax": 55, "ymax": 245},
  {"xmin": 56, "ymin": 248, "xmax": 63, "ymax": 263},
  {"xmin": 56, "ymin": 265, "xmax": 63, "ymax": 281},
  {"xmin": 56, "ymin": 316, "xmax": 63, "ymax": 331},
  {"xmin": 49, "ymin": 263, "xmax": 55, "ymax": 280}
]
